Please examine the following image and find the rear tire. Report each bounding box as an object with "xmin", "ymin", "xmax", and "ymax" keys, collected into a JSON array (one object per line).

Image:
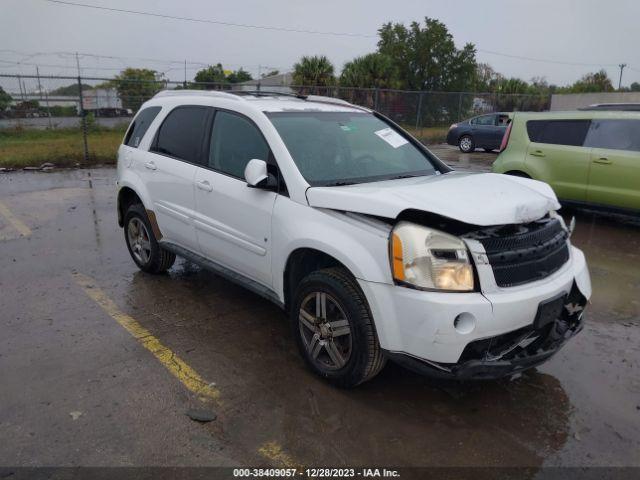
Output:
[
  {"xmin": 459, "ymin": 135, "xmax": 475, "ymax": 153},
  {"xmin": 124, "ymin": 203, "xmax": 175, "ymax": 274},
  {"xmin": 291, "ymin": 267, "xmax": 386, "ymax": 388}
]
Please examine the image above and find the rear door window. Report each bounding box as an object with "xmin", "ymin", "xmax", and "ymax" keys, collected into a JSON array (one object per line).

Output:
[
  {"xmin": 526, "ymin": 119, "xmax": 591, "ymax": 146},
  {"xmin": 151, "ymin": 106, "xmax": 210, "ymax": 164},
  {"xmin": 124, "ymin": 106, "xmax": 161, "ymax": 147},
  {"xmin": 583, "ymin": 119, "xmax": 640, "ymax": 152}
]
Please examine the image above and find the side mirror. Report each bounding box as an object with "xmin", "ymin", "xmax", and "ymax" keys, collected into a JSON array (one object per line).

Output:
[{"xmin": 244, "ymin": 159, "xmax": 277, "ymax": 190}]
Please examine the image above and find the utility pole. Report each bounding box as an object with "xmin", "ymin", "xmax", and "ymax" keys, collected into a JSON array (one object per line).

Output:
[
  {"xmin": 17, "ymin": 74, "xmax": 24, "ymax": 100},
  {"xmin": 257, "ymin": 64, "xmax": 261, "ymax": 92},
  {"xmin": 36, "ymin": 66, "xmax": 53, "ymax": 128},
  {"xmin": 36, "ymin": 66, "xmax": 43, "ymax": 100},
  {"xmin": 618, "ymin": 63, "xmax": 627, "ymax": 90},
  {"xmin": 184, "ymin": 59, "xmax": 187, "ymax": 89},
  {"xmin": 76, "ymin": 52, "xmax": 89, "ymax": 163}
]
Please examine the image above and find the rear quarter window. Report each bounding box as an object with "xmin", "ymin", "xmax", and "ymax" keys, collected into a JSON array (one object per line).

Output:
[
  {"xmin": 123, "ymin": 106, "xmax": 161, "ymax": 148},
  {"xmin": 526, "ymin": 119, "xmax": 591, "ymax": 147},
  {"xmin": 583, "ymin": 119, "xmax": 640, "ymax": 152}
]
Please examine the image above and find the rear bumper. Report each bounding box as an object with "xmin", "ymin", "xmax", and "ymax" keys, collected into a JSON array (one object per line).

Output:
[{"xmin": 445, "ymin": 129, "xmax": 458, "ymax": 146}]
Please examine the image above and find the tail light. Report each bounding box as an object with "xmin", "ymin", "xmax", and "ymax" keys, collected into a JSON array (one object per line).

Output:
[{"xmin": 499, "ymin": 122, "xmax": 512, "ymax": 152}]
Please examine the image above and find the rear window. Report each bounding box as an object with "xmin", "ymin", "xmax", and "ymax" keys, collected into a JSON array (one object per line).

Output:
[
  {"xmin": 471, "ymin": 115, "xmax": 496, "ymax": 126},
  {"xmin": 124, "ymin": 106, "xmax": 161, "ymax": 147},
  {"xmin": 526, "ymin": 120, "xmax": 591, "ymax": 147},
  {"xmin": 151, "ymin": 106, "xmax": 209, "ymax": 164},
  {"xmin": 584, "ymin": 119, "xmax": 640, "ymax": 152}
]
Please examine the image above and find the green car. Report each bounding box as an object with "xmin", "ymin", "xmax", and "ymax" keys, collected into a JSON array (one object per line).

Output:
[{"xmin": 492, "ymin": 111, "xmax": 640, "ymax": 213}]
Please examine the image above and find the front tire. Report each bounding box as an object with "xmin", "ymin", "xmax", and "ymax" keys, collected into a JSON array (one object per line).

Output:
[
  {"xmin": 458, "ymin": 135, "xmax": 475, "ymax": 153},
  {"xmin": 291, "ymin": 267, "xmax": 386, "ymax": 388},
  {"xmin": 124, "ymin": 203, "xmax": 175, "ymax": 274}
]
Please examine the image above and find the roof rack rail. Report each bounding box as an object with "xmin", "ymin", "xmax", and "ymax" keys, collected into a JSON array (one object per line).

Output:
[
  {"xmin": 305, "ymin": 95, "xmax": 352, "ymax": 107},
  {"xmin": 152, "ymin": 89, "xmax": 370, "ymax": 111},
  {"xmin": 231, "ymin": 90, "xmax": 307, "ymax": 99},
  {"xmin": 154, "ymin": 89, "xmax": 241, "ymax": 101}
]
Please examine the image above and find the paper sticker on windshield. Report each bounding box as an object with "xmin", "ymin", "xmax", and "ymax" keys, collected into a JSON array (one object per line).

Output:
[{"xmin": 374, "ymin": 128, "xmax": 408, "ymax": 148}]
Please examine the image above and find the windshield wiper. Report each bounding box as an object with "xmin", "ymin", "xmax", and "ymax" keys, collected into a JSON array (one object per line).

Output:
[
  {"xmin": 389, "ymin": 174, "xmax": 420, "ymax": 180},
  {"xmin": 324, "ymin": 180, "xmax": 357, "ymax": 187}
]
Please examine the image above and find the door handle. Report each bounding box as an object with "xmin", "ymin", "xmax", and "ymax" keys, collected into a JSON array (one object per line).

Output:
[
  {"xmin": 144, "ymin": 161, "xmax": 157, "ymax": 170},
  {"xmin": 593, "ymin": 157, "xmax": 612, "ymax": 165},
  {"xmin": 196, "ymin": 180, "xmax": 213, "ymax": 192},
  {"xmin": 529, "ymin": 150, "xmax": 545, "ymax": 157}
]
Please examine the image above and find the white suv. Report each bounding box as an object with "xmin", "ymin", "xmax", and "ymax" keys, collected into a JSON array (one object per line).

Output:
[{"xmin": 116, "ymin": 90, "xmax": 591, "ymax": 387}]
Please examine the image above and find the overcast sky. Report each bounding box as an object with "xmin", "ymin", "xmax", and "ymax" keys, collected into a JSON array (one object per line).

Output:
[{"xmin": 1, "ymin": 0, "xmax": 639, "ymax": 93}]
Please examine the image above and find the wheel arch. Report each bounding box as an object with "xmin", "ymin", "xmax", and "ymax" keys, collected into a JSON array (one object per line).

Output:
[
  {"xmin": 116, "ymin": 174, "xmax": 153, "ymax": 227},
  {"xmin": 503, "ymin": 170, "xmax": 532, "ymax": 178},
  {"xmin": 282, "ymin": 248, "xmax": 356, "ymax": 312},
  {"xmin": 117, "ymin": 186, "xmax": 143, "ymax": 227}
]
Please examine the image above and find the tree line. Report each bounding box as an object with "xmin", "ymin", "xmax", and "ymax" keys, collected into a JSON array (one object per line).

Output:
[{"xmin": 290, "ymin": 18, "xmax": 639, "ymax": 96}]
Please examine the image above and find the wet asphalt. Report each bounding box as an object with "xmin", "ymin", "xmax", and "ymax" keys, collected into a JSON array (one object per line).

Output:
[{"xmin": 0, "ymin": 150, "xmax": 638, "ymax": 471}]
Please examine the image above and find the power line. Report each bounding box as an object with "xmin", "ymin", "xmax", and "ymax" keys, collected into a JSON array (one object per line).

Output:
[
  {"xmin": 42, "ymin": 0, "xmax": 376, "ymax": 38},
  {"xmin": 0, "ymin": 49, "xmax": 283, "ymax": 72},
  {"xmin": 39, "ymin": 1, "xmax": 629, "ymax": 70},
  {"xmin": 0, "ymin": 58, "xmax": 124, "ymax": 71},
  {"xmin": 476, "ymin": 48, "xmax": 620, "ymax": 68}
]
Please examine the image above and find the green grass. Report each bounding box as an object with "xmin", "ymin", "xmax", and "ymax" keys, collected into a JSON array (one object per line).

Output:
[
  {"xmin": 401, "ymin": 125, "xmax": 449, "ymax": 145},
  {"xmin": 0, "ymin": 126, "xmax": 125, "ymax": 169}
]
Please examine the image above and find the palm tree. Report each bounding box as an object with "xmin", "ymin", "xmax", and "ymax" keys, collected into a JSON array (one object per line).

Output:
[
  {"xmin": 292, "ymin": 55, "xmax": 335, "ymax": 90},
  {"xmin": 339, "ymin": 53, "xmax": 398, "ymax": 89}
]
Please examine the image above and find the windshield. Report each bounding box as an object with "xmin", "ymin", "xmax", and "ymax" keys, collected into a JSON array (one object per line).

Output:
[{"xmin": 266, "ymin": 111, "xmax": 438, "ymax": 186}]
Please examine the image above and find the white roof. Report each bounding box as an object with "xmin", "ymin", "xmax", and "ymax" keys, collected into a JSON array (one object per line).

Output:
[{"xmin": 153, "ymin": 90, "xmax": 366, "ymax": 113}]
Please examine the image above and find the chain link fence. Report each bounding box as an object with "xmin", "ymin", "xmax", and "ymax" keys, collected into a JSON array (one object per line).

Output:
[{"xmin": 0, "ymin": 73, "xmax": 551, "ymax": 169}]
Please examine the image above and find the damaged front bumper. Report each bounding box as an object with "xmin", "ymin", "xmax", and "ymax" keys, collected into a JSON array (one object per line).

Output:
[
  {"xmin": 385, "ymin": 282, "xmax": 586, "ymax": 379},
  {"xmin": 359, "ymin": 244, "xmax": 591, "ymax": 380}
]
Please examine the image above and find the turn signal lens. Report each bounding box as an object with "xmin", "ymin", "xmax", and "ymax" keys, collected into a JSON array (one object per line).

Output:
[{"xmin": 391, "ymin": 233, "xmax": 405, "ymax": 281}]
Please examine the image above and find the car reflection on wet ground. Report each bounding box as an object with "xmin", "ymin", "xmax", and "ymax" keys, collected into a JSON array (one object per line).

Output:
[{"xmin": 0, "ymin": 166, "xmax": 638, "ymax": 472}]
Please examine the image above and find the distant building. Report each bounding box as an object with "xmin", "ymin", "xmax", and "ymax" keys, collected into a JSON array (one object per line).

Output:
[
  {"xmin": 82, "ymin": 88, "xmax": 122, "ymax": 111},
  {"xmin": 80, "ymin": 88, "xmax": 131, "ymax": 116},
  {"xmin": 236, "ymin": 72, "xmax": 294, "ymax": 92},
  {"xmin": 472, "ymin": 97, "xmax": 493, "ymax": 113},
  {"xmin": 551, "ymin": 92, "xmax": 640, "ymax": 111}
]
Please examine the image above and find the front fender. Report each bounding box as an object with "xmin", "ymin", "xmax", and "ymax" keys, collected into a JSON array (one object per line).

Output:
[{"xmin": 271, "ymin": 197, "xmax": 393, "ymax": 302}]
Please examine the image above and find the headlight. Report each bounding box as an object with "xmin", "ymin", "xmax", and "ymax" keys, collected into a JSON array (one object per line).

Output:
[{"xmin": 390, "ymin": 222, "xmax": 474, "ymax": 292}]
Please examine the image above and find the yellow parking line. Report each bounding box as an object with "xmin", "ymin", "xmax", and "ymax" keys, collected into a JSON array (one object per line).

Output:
[
  {"xmin": 0, "ymin": 200, "xmax": 31, "ymax": 238},
  {"xmin": 258, "ymin": 441, "xmax": 300, "ymax": 469},
  {"xmin": 72, "ymin": 272, "xmax": 221, "ymax": 402}
]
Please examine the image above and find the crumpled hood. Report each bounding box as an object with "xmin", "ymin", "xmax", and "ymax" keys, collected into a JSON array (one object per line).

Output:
[{"xmin": 306, "ymin": 172, "xmax": 560, "ymax": 226}]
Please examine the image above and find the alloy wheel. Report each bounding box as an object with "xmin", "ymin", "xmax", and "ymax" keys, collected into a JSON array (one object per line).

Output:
[
  {"xmin": 127, "ymin": 217, "xmax": 152, "ymax": 265},
  {"xmin": 298, "ymin": 292, "xmax": 352, "ymax": 371}
]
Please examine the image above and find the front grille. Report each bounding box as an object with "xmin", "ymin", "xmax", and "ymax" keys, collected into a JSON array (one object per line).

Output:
[{"xmin": 469, "ymin": 218, "xmax": 569, "ymax": 288}]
